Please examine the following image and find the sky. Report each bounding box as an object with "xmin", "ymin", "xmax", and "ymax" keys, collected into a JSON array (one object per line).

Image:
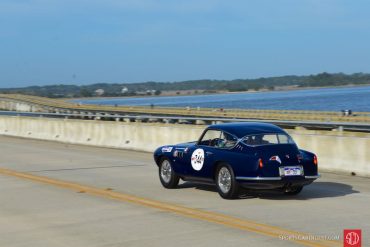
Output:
[{"xmin": 1, "ymin": 0, "xmax": 370, "ymax": 88}]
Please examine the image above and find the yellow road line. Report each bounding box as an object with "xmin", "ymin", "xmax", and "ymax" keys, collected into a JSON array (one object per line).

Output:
[{"xmin": 0, "ymin": 167, "xmax": 340, "ymax": 247}]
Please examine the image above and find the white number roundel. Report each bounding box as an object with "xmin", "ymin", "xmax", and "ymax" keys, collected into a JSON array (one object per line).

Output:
[{"xmin": 191, "ymin": 148, "xmax": 205, "ymax": 171}]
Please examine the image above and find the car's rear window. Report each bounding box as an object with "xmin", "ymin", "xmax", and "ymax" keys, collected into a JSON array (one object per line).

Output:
[{"xmin": 242, "ymin": 133, "xmax": 295, "ymax": 146}]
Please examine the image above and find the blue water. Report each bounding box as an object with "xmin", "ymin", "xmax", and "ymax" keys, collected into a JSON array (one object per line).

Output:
[{"xmin": 74, "ymin": 86, "xmax": 370, "ymax": 111}]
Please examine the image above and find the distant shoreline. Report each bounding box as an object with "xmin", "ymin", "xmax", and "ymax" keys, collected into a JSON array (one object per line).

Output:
[
  {"xmin": 69, "ymin": 83, "xmax": 370, "ymax": 101},
  {"xmin": 2, "ymin": 72, "xmax": 370, "ymax": 100}
]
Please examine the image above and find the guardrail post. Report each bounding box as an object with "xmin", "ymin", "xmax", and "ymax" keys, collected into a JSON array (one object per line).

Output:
[
  {"xmin": 195, "ymin": 120, "xmax": 207, "ymax": 125},
  {"xmin": 295, "ymin": 126, "xmax": 307, "ymax": 131},
  {"xmin": 211, "ymin": 120, "xmax": 224, "ymax": 125},
  {"xmin": 334, "ymin": 126, "xmax": 344, "ymax": 132},
  {"xmin": 148, "ymin": 118, "xmax": 159, "ymax": 123},
  {"xmin": 163, "ymin": 119, "xmax": 171, "ymax": 124}
]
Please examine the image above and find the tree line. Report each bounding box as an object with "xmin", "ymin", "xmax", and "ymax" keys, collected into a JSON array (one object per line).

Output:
[{"xmin": 1, "ymin": 72, "xmax": 369, "ymax": 98}]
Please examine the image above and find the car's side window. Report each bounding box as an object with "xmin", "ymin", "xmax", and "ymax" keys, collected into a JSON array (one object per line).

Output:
[
  {"xmin": 199, "ymin": 130, "xmax": 237, "ymax": 149},
  {"xmin": 217, "ymin": 132, "xmax": 238, "ymax": 149},
  {"xmin": 199, "ymin": 129, "xmax": 222, "ymax": 147},
  {"xmin": 261, "ymin": 134, "xmax": 279, "ymax": 144},
  {"xmin": 277, "ymin": 134, "xmax": 294, "ymax": 144},
  {"xmin": 243, "ymin": 134, "xmax": 274, "ymax": 145},
  {"xmin": 242, "ymin": 133, "xmax": 296, "ymax": 146}
]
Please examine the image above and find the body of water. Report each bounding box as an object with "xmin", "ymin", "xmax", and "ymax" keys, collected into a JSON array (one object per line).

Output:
[{"xmin": 74, "ymin": 85, "xmax": 370, "ymax": 112}]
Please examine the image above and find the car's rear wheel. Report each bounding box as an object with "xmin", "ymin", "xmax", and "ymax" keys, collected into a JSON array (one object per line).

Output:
[
  {"xmin": 216, "ymin": 164, "xmax": 239, "ymax": 199},
  {"xmin": 284, "ymin": 185, "xmax": 303, "ymax": 195},
  {"xmin": 159, "ymin": 157, "xmax": 179, "ymax": 189}
]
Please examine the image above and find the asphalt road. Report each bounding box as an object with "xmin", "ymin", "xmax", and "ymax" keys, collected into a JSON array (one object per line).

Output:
[{"xmin": 0, "ymin": 135, "xmax": 369, "ymax": 247}]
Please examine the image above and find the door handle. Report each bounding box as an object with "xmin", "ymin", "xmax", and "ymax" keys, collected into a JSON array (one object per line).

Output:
[{"xmin": 206, "ymin": 151, "xmax": 213, "ymax": 156}]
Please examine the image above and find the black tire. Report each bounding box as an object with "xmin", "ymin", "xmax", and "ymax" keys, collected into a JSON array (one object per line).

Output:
[
  {"xmin": 215, "ymin": 164, "xmax": 239, "ymax": 199},
  {"xmin": 284, "ymin": 186, "xmax": 303, "ymax": 195},
  {"xmin": 158, "ymin": 157, "xmax": 180, "ymax": 189}
]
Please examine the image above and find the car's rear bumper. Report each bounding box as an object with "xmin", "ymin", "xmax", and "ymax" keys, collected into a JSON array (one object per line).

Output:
[{"xmin": 236, "ymin": 174, "xmax": 320, "ymax": 189}]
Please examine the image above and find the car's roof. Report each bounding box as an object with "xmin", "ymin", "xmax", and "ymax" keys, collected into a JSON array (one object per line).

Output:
[{"xmin": 207, "ymin": 122, "xmax": 286, "ymax": 138}]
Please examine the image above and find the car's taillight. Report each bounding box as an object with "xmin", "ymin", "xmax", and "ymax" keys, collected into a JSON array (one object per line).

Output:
[
  {"xmin": 258, "ymin": 158, "xmax": 264, "ymax": 168},
  {"xmin": 313, "ymin": 155, "xmax": 318, "ymax": 165}
]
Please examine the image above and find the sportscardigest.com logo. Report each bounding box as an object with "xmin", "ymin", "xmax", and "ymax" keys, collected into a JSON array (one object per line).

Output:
[
  {"xmin": 279, "ymin": 229, "xmax": 362, "ymax": 246},
  {"xmin": 279, "ymin": 234, "xmax": 340, "ymax": 241},
  {"xmin": 344, "ymin": 229, "xmax": 361, "ymax": 247}
]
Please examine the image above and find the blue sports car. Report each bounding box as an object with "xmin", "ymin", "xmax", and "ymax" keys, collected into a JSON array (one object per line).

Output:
[{"xmin": 154, "ymin": 122, "xmax": 320, "ymax": 199}]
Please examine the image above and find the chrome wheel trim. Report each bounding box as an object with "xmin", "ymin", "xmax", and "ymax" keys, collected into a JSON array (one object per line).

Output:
[
  {"xmin": 160, "ymin": 160, "xmax": 172, "ymax": 183},
  {"xmin": 218, "ymin": 167, "xmax": 232, "ymax": 194}
]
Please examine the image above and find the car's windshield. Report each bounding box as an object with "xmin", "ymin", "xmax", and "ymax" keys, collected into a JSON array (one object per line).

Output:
[{"xmin": 242, "ymin": 133, "xmax": 295, "ymax": 146}]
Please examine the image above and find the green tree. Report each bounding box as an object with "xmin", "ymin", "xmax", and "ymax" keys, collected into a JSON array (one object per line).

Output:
[
  {"xmin": 80, "ymin": 88, "xmax": 92, "ymax": 97},
  {"xmin": 154, "ymin": 90, "xmax": 161, "ymax": 95}
]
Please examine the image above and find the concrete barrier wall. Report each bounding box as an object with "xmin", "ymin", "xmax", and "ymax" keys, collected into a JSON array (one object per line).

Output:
[
  {"xmin": 0, "ymin": 116, "xmax": 204, "ymax": 152},
  {"xmin": 290, "ymin": 130, "xmax": 370, "ymax": 177},
  {"xmin": 0, "ymin": 116, "xmax": 369, "ymax": 177},
  {"xmin": 0, "ymin": 100, "xmax": 34, "ymax": 112}
]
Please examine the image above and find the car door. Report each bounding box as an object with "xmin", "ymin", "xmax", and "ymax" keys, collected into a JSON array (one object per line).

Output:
[{"xmin": 186, "ymin": 129, "xmax": 222, "ymax": 179}]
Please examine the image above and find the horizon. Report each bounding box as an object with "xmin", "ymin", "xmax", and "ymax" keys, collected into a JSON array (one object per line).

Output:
[
  {"xmin": 0, "ymin": 71, "xmax": 369, "ymax": 89},
  {"xmin": 1, "ymin": 1, "xmax": 370, "ymax": 87}
]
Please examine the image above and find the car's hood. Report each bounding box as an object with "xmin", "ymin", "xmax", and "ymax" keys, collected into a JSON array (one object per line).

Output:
[
  {"xmin": 174, "ymin": 141, "xmax": 197, "ymax": 148},
  {"xmin": 154, "ymin": 141, "xmax": 196, "ymax": 155}
]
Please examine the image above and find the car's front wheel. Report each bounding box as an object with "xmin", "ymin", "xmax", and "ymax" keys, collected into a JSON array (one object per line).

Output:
[
  {"xmin": 159, "ymin": 157, "xmax": 179, "ymax": 189},
  {"xmin": 216, "ymin": 164, "xmax": 239, "ymax": 199}
]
